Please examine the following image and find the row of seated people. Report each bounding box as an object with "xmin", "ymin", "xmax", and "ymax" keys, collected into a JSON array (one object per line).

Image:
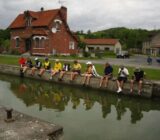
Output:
[{"xmin": 19, "ymin": 56, "xmax": 145, "ymax": 95}]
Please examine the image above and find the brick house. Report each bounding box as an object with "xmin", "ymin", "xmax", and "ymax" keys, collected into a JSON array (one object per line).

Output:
[
  {"xmin": 83, "ymin": 38, "xmax": 122, "ymax": 54},
  {"xmin": 142, "ymin": 33, "xmax": 160, "ymax": 56},
  {"xmin": 9, "ymin": 7, "xmax": 78, "ymax": 55}
]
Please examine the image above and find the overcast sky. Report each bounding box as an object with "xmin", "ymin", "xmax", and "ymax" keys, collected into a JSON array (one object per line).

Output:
[{"xmin": 0, "ymin": 0, "xmax": 160, "ymax": 32}]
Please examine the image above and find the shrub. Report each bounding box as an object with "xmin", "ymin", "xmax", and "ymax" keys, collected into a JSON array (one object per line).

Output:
[
  {"xmin": 10, "ymin": 49, "xmax": 20, "ymax": 55},
  {"xmin": 70, "ymin": 54, "xmax": 77, "ymax": 58},
  {"xmin": 96, "ymin": 52, "xmax": 103, "ymax": 58}
]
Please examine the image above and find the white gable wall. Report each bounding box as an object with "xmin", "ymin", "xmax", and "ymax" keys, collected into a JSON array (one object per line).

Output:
[{"xmin": 86, "ymin": 42, "xmax": 122, "ymax": 54}]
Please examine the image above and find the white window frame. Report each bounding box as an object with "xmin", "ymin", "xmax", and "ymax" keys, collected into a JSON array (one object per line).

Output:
[
  {"xmin": 69, "ymin": 41, "xmax": 75, "ymax": 50},
  {"xmin": 53, "ymin": 19, "xmax": 62, "ymax": 32},
  {"xmin": 33, "ymin": 36, "xmax": 47, "ymax": 48}
]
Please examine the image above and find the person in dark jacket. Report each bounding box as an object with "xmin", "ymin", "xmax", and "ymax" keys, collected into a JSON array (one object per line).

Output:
[
  {"xmin": 30, "ymin": 57, "xmax": 42, "ymax": 76},
  {"xmin": 38, "ymin": 57, "xmax": 51, "ymax": 77},
  {"xmin": 22, "ymin": 57, "xmax": 33, "ymax": 73},
  {"xmin": 58, "ymin": 63, "xmax": 71, "ymax": 81},
  {"xmin": 130, "ymin": 67, "xmax": 145, "ymax": 94},
  {"xmin": 99, "ymin": 63, "xmax": 113, "ymax": 88}
]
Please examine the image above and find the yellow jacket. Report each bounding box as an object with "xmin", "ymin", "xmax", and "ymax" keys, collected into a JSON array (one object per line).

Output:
[
  {"xmin": 44, "ymin": 61, "xmax": 51, "ymax": 69},
  {"xmin": 53, "ymin": 62, "xmax": 62, "ymax": 71},
  {"xmin": 73, "ymin": 63, "xmax": 81, "ymax": 70}
]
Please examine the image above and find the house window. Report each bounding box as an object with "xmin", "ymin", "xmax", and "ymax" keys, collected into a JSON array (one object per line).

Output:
[
  {"xmin": 40, "ymin": 38, "xmax": 45, "ymax": 48},
  {"xmin": 33, "ymin": 36, "xmax": 46, "ymax": 48},
  {"xmin": 53, "ymin": 19, "xmax": 62, "ymax": 32},
  {"xmin": 96, "ymin": 47, "xmax": 100, "ymax": 50},
  {"xmin": 88, "ymin": 47, "xmax": 94, "ymax": 51},
  {"xmin": 35, "ymin": 38, "xmax": 40, "ymax": 48},
  {"xmin": 69, "ymin": 41, "xmax": 75, "ymax": 49},
  {"xmin": 15, "ymin": 38, "xmax": 20, "ymax": 48},
  {"xmin": 105, "ymin": 48, "xmax": 109, "ymax": 51},
  {"xmin": 55, "ymin": 22, "xmax": 61, "ymax": 31}
]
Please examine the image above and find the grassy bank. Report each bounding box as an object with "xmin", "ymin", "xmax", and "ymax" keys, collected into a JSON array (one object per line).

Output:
[{"xmin": 0, "ymin": 55, "xmax": 159, "ymax": 80}]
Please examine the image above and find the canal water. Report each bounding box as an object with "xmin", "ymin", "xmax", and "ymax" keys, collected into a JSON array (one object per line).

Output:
[{"xmin": 0, "ymin": 74, "xmax": 160, "ymax": 140}]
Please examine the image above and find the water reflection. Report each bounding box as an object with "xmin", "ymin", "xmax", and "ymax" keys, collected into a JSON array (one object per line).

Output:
[{"xmin": 0, "ymin": 74, "xmax": 160, "ymax": 124}]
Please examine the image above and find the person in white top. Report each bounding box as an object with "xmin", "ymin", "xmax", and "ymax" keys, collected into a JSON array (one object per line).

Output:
[
  {"xmin": 82, "ymin": 61, "xmax": 100, "ymax": 86},
  {"xmin": 116, "ymin": 65, "xmax": 129, "ymax": 93}
]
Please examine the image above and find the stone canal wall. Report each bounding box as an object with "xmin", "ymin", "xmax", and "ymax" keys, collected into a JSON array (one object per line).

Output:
[
  {"xmin": 0, "ymin": 64, "xmax": 159, "ymax": 98},
  {"xmin": 0, "ymin": 106, "xmax": 63, "ymax": 140}
]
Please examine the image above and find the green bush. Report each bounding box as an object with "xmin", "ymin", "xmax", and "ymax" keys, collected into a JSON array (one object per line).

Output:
[
  {"xmin": 10, "ymin": 49, "xmax": 20, "ymax": 55},
  {"xmin": 96, "ymin": 52, "xmax": 103, "ymax": 58},
  {"xmin": 70, "ymin": 54, "xmax": 77, "ymax": 58},
  {"xmin": 103, "ymin": 51, "xmax": 115, "ymax": 58}
]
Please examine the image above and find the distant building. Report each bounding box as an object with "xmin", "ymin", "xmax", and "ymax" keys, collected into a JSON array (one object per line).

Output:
[
  {"xmin": 142, "ymin": 33, "xmax": 160, "ymax": 56},
  {"xmin": 83, "ymin": 38, "xmax": 122, "ymax": 54},
  {"xmin": 9, "ymin": 7, "xmax": 78, "ymax": 55}
]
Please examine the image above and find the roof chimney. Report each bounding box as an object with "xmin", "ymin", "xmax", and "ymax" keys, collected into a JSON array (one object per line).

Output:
[
  {"xmin": 60, "ymin": 6, "xmax": 67, "ymax": 21},
  {"xmin": 24, "ymin": 10, "xmax": 30, "ymax": 18},
  {"xmin": 41, "ymin": 7, "xmax": 44, "ymax": 12}
]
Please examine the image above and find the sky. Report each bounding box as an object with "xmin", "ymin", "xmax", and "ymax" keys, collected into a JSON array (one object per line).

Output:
[{"xmin": 0, "ymin": 0, "xmax": 160, "ymax": 32}]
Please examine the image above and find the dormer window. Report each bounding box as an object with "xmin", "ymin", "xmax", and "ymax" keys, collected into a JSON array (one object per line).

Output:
[
  {"xmin": 26, "ymin": 17, "xmax": 32, "ymax": 27},
  {"xmin": 24, "ymin": 11, "xmax": 32, "ymax": 27}
]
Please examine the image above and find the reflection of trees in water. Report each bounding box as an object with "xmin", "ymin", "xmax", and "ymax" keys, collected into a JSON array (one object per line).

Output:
[
  {"xmin": 100, "ymin": 96, "xmax": 111, "ymax": 119},
  {"xmin": 1, "ymin": 74, "xmax": 160, "ymax": 124},
  {"xmin": 116, "ymin": 98, "xmax": 127, "ymax": 120},
  {"xmin": 71, "ymin": 93, "xmax": 80, "ymax": 109},
  {"xmin": 83, "ymin": 93, "xmax": 94, "ymax": 110},
  {"xmin": 130, "ymin": 102, "xmax": 143, "ymax": 124}
]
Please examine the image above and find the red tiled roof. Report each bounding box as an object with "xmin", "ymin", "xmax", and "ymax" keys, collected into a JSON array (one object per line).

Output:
[
  {"xmin": 9, "ymin": 9, "xmax": 59, "ymax": 28},
  {"xmin": 17, "ymin": 29, "xmax": 48, "ymax": 38},
  {"xmin": 83, "ymin": 39, "xmax": 119, "ymax": 45}
]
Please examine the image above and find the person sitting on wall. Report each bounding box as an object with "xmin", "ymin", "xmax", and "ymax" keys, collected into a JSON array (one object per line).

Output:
[
  {"xmin": 50, "ymin": 59, "xmax": 62, "ymax": 80},
  {"xmin": 19, "ymin": 56, "xmax": 26, "ymax": 68},
  {"xmin": 30, "ymin": 57, "xmax": 42, "ymax": 76},
  {"xmin": 22, "ymin": 57, "xmax": 33, "ymax": 73},
  {"xmin": 70, "ymin": 60, "xmax": 82, "ymax": 81},
  {"xmin": 82, "ymin": 61, "xmax": 100, "ymax": 86},
  {"xmin": 99, "ymin": 62, "xmax": 113, "ymax": 88},
  {"xmin": 38, "ymin": 57, "xmax": 51, "ymax": 77},
  {"xmin": 58, "ymin": 62, "xmax": 71, "ymax": 81},
  {"xmin": 116, "ymin": 65, "xmax": 129, "ymax": 93},
  {"xmin": 130, "ymin": 67, "xmax": 145, "ymax": 94},
  {"xmin": 19, "ymin": 56, "xmax": 26, "ymax": 77}
]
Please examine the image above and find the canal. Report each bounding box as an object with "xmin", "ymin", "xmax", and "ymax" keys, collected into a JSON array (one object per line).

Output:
[{"xmin": 0, "ymin": 74, "xmax": 160, "ymax": 140}]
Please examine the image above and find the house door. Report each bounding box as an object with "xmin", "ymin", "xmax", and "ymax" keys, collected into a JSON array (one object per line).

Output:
[{"xmin": 25, "ymin": 39, "xmax": 32, "ymax": 52}]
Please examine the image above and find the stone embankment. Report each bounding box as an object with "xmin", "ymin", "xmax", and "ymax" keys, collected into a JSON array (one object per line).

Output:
[
  {"xmin": 0, "ymin": 106, "xmax": 63, "ymax": 140},
  {"xmin": 0, "ymin": 64, "xmax": 159, "ymax": 98}
]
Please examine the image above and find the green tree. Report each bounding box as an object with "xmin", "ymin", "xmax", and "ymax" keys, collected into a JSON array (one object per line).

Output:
[{"xmin": 2, "ymin": 39, "xmax": 10, "ymax": 51}]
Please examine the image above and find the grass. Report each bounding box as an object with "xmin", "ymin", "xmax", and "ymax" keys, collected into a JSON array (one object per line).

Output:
[
  {"xmin": 103, "ymin": 51, "xmax": 116, "ymax": 58},
  {"xmin": 0, "ymin": 55, "xmax": 160, "ymax": 80}
]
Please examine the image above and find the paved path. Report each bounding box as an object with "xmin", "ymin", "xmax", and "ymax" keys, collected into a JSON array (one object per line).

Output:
[{"xmin": 60, "ymin": 55, "xmax": 160, "ymax": 69}]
